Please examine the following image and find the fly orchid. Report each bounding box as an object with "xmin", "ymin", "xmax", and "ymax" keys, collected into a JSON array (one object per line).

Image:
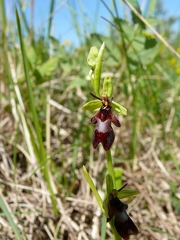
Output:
[
  {"xmin": 83, "ymin": 43, "xmax": 139, "ymax": 240},
  {"xmin": 90, "ymin": 93, "xmax": 121, "ymax": 151}
]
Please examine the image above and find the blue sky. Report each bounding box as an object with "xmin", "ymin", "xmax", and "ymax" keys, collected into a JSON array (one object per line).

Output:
[{"xmin": 6, "ymin": 0, "xmax": 180, "ymax": 46}]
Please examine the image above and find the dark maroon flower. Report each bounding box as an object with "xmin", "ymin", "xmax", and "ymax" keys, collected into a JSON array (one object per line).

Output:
[
  {"xmin": 107, "ymin": 184, "xmax": 139, "ymax": 240},
  {"xmin": 90, "ymin": 93, "xmax": 120, "ymax": 151}
]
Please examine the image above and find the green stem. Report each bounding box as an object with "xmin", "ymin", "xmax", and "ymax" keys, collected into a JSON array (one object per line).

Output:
[{"xmin": 106, "ymin": 150, "xmax": 116, "ymax": 188}]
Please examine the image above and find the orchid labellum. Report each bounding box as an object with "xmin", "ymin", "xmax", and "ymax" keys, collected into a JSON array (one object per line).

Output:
[
  {"xmin": 107, "ymin": 184, "xmax": 139, "ymax": 240},
  {"xmin": 90, "ymin": 93, "xmax": 121, "ymax": 151}
]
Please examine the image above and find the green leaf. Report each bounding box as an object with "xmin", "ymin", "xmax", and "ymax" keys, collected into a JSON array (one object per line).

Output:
[
  {"xmin": 145, "ymin": 17, "xmax": 158, "ymax": 27},
  {"xmin": 25, "ymin": 45, "xmax": 37, "ymax": 69},
  {"xmin": 128, "ymin": 43, "xmax": 160, "ymax": 65},
  {"xmin": 71, "ymin": 77, "xmax": 88, "ymax": 87},
  {"xmin": 102, "ymin": 76, "xmax": 113, "ymax": 98},
  {"xmin": 50, "ymin": 36, "xmax": 67, "ymax": 55},
  {"xmin": 144, "ymin": 35, "xmax": 157, "ymax": 49},
  {"xmin": 35, "ymin": 57, "xmax": 58, "ymax": 78},
  {"xmin": 131, "ymin": 35, "xmax": 146, "ymax": 51},
  {"xmin": 111, "ymin": 101, "xmax": 127, "ymax": 115},
  {"xmin": 87, "ymin": 46, "xmax": 98, "ymax": 68},
  {"xmin": 128, "ymin": 0, "xmax": 141, "ymax": 13},
  {"xmin": 82, "ymin": 100, "xmax": 101, "ymax": 111},
  {"xmin": 128, "ymin": 0, "xmax": 145, "ymax": 28},
  {"xmin": 131, "ymin": 31, "xmax": 157, "ymax": 51},
  {"xmin": 115, "ymin": 18, "xmax": 135, "ymax": 42},
  {"xmin": 83, "ymin": 166, "xmax": 104, "ymax": 214}
]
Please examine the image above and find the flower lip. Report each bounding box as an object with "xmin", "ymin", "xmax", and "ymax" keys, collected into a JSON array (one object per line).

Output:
[
  {"xmin": 90, "ymin": 92, "xmax": 121, "ymax": 151},
  {"xmin": 91, "ymin": 106, "xmax": 120, "ymax": 151},
  {"xmin": 107, "ymin": 184, "xmax": 139, "ymax": 240}
]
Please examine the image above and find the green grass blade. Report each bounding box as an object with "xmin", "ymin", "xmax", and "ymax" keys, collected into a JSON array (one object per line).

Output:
[
  {"xmin": 100, "ymin": 215, "xmax": 107, "ymax": 240},
  {"xmin": 47, "ymin": 0, "xmax": 55, "ymax": 38},
  {"xmin": 15, "ymin": 7, "xmax": 40, "ymax": 136},
  {"xmin": 15, "ymin": 7, "xmax": 58, "ymax": 215},
  {"xmin": 16, "ymin": 0, "xmax": 30, "ymax": 34},
  {"xmin": 0, "ymin": 194, "xmax": 23, "ymax": 240}
]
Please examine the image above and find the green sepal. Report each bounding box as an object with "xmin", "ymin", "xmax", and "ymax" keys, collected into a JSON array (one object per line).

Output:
[
  {"xmin": 87, "ymin": 46, "xmax": 98, "ymax": 69},
  {"xmin": 82, "ymin": 100, "xmax": 101, "ymax": 111},
  {"xmin": 117, "ymin": 189, "xmax": 139, "ymax": 199},
  {"xmin": 111, "ymin": 101, "xmax": 127, "ymax": 115},
  {"xmin": 102, "ymin": 76, "xmax": 113, "ymax": 98}
]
